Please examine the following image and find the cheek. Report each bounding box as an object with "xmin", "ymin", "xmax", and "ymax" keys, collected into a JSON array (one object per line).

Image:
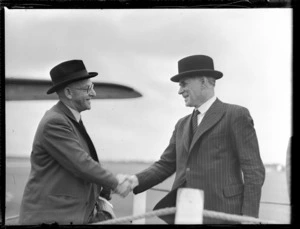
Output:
[
  {"xmin": 191, "ymin": 88, "xmax": 202, "ymax": 99},
  {"xmin": 82, "ymin": 98, "xmax": 89, "ymax": 105},
  {"xmin": 188, "ymin": 91, "xmax": 196, "ymax": 100},
  {"xmin": 75, "ymin": 97, "xmax": 86, "ymax": 107}
]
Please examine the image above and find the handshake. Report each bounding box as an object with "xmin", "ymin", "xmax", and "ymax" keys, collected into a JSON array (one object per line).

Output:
[{"xmin": 114, "ymin": 174, "xmax": 139, "ymax": 198}]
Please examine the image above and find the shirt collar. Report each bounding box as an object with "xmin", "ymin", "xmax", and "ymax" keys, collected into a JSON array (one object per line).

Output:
[
  {"xmin": 196, "ymin": 95, "xmax": 217, "ymax": 114},
  {"xmin": 63, "ymin": 103, "xmax": 81, "ymax": 122}
]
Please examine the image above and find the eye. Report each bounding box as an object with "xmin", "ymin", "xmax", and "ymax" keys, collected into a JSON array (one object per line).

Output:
[{"xmin": 87, "ymin": 84, "xmax": 94, "ymax": 94}]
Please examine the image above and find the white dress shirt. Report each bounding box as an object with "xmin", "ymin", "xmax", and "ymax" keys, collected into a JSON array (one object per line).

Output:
[
  {"xmin": 64, "ymin": 103, "xmax": 81, "ymax": 122},
  {"xmin": 195, "ymin": 95, "xmax": 217, "ymax": 125}
]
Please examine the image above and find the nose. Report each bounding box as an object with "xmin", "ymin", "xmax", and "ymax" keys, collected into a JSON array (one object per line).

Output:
[
  {"xmin": 89, "ymin": 88, "xmax": 96, "ymax": 97},
  {"xmin": 178, "ymin": 86, "xmax": 184, "ymax": 95}
]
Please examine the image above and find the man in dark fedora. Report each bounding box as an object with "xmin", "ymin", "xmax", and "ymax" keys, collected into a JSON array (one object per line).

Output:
[
  {"xmin": 127, "ymin": 55, "xmax": 265, "ymax": 224},
  {"xmin": 19, "ymin": 60, "xmax": 131, "ymax": 225}
]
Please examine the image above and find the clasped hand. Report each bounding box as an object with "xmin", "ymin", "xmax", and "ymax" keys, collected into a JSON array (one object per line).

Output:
[{"xmin": 114, "ymin": 174, "xmax": 139, "ymax": 198}]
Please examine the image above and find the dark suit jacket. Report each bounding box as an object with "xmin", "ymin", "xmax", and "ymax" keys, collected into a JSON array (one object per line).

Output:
[
  {"xmin": 19, "ymin": 101, "xmax": 118, "ymax": 225},
  {"xmin": 133, "ymin": 99, "xmax": 265, "ymax": 223}
]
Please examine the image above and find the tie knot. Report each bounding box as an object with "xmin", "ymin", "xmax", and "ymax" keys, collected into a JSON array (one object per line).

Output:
[{"xmin": 194, "ymin": 110, "xmax": 200, "ymax": 116}]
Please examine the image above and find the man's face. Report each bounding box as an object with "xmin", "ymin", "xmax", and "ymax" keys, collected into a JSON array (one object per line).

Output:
[
  {"xmin": 68, "ymin": 79, "xmax": 96, "ymax": 112},
  {"xmin": 178, "ymin": 77, "xmax": 204, "ymax": 108}
]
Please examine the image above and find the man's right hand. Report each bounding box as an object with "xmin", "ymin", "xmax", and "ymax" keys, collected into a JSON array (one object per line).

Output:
[
  {"xmin": 114, "ymin": 174, "xmax": 132, "ymax": 197},
  {"xmin": 125, "ymin": 175, "xmax": 139, "ymax": 190},
  {"xmin": 114, "ymin": 174, "xmax": 139, "ymax": 197}
]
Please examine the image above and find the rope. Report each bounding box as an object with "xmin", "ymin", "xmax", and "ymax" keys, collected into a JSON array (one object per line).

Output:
[
  {"xmin": 260, "ymin": 201, "xmax": 290, "ymax": 206},
  {"xmin": 5, "ymin": 207, "xmax": 278, "ymax": 224},
  {"xmin": 203, "ymin": 210, "xmax": 278, "ymax": 224},
  {"xmin": 93, "ymin": 207, "xmax": 278, "ymax": 225},
  {"xmin": 5, "ymin": 187, "xmax": 281, "ymax": 224},
  {"xmin": 5, "ymin": 215, "xmax": 19, "ymax": 221},
  {"xmin": 92, "ymin": 207, "xmax": 176, "ymax": 225}
]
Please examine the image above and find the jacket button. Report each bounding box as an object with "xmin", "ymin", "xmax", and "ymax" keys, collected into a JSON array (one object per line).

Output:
[{"xmin": 186, "ymin": 168, "xmax": 190, "ymax": 172}]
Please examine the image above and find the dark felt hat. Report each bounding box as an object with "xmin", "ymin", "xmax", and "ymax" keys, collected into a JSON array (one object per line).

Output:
[
  {"xmin": 170, "ymin": 55, "xmax": 223, "ymax": 82},
  {"xmin": 47, "ymin": 60, "xmax": 98, "ymax": 94}
]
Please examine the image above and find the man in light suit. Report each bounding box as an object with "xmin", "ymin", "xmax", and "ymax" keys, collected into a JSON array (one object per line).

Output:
[
  {"xmin": 19, "ymin": 60, "xmax": 130, "ymax": 225},
  {"xmin": 126, "ymin": 55, "xmax": 265, "ymax": 224}
]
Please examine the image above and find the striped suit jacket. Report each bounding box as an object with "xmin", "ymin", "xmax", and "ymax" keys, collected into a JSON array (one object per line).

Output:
[
  {"xmin": 19, "ymin": 101, "xmax": 118, "ymax": 225},
  {"xmin": 133, "ymin": 98, "xmax": 265, "ymax": 222}
]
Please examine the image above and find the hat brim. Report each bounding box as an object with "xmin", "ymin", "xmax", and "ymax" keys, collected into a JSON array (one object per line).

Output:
[
  {"xmin": 170, "ymin": 69, "xmax": 223, "ymax": 82},
  {"xmin": 47, "ymin": 72, "xmax": 98, "ymax": 94}
]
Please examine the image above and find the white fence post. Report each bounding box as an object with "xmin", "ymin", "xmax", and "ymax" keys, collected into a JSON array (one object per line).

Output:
[
  {"xmin": 175, "ymin": 188, "xmax": 204, "ymax": 224},
  {"xmin": 132, "ymin": 191, "xmax": 147, "ymax": 224}
]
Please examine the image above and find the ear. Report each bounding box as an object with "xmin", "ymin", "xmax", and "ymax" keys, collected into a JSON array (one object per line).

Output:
[
  {"xmin": 199, "ymin": 77, "xmax": 206, "ymax": 88},
  {"xmin": 202, "ymin": 77, "xmax": 210, "ymax": 88},
  {"xmin": 64, "ymin": 87, "xmax": 73, "ymax": 99}
]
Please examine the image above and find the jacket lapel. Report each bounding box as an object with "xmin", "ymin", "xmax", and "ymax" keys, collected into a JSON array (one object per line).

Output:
[
  {"xmin": 56, "ymin": 101, "xmax": 78, "ymax": 123},
  {"xmin": 55, "ymin": 101, "xmax": 99, "ymax": 162},
  {"xmin": 189, "ymin": 99, "xmax": 226, "ymax": 153},
  {"xmin": 183, "ymin": 114, "xmax": 193, "ymax": 153}
]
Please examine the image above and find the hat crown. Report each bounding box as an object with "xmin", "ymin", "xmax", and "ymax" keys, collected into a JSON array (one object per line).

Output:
[
  {"xmin": 170, "ymin": 54, "xmax": 222, "ymax": 82},
  {"xmin": 178, "ymin": 55, "xmax": 214, "ymax": 73},
  {"xmin": 50, "ymin": 60, "xmax": 88, "ymax": 84}
]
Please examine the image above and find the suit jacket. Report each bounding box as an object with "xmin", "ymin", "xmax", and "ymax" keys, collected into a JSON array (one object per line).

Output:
[
  {"xmin": 133, "ymin": 99, "xmax": 265, "ymax": 223},
  {"xmin": 19, "ymin": 101, "xmax": 118, "ymax": 225}
]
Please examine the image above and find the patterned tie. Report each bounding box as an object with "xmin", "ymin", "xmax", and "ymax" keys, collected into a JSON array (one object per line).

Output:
[{"xmin": 192, "ymin": 109, "xmax": 200, "ymax": 135}]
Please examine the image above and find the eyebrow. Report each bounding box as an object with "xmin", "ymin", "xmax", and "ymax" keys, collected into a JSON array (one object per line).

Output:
[
  {"xmin": 179, "ymin": 80, "xmax": 188, "ymax": 87},
  {"xmin": 80, "ymin": 82, "xmax": 93, "ymax": 88}
]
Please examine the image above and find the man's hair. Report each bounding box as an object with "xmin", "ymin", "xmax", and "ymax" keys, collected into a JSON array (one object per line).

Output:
[{"xmin": 56, "ymin": 87, "xmax": 65, "ymax": 99}]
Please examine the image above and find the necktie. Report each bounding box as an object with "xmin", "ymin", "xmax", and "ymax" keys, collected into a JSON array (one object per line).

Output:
[
  {"xmin": 79, "ymin": 118, "xmax": 85, "ymax": 129},
  {"xmin": 192, "ymin": 109, "xmax": 200, "ymax": 135},
  {"xmin": 78, "ymin": 118, "xmax": 99, "ymax": 162}
]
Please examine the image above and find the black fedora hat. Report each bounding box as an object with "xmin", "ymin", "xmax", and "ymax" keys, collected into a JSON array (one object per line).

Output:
[
  {"xmin": 47, "ymin": 60, "xmax": 98, "ymax": 94},
  {"xmin": 170, "ymin": 55, "xmax": 223, "ymax": 82}
]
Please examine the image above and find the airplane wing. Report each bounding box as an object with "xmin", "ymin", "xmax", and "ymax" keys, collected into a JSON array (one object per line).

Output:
[{"xmin": 5, "ymin": 78, "xmax": 142, "ymax": 100}]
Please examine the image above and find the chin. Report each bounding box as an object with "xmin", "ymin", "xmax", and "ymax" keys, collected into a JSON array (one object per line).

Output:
[
  {"xmin": 86, "ymin": 103, "xmax": 91, "ymax": 110},
  {"xmin": 82, "ymin": 106, "xmax": 91, "ymax": 112},
  {"xmin": 185, "ymin": 102, "xmax": 193, "ymax": 107}
]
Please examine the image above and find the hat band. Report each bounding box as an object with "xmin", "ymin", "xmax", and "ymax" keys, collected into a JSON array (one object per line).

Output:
[{"xmin": 53, "ymin": 69, "xmax": 89, "ymax": 85}]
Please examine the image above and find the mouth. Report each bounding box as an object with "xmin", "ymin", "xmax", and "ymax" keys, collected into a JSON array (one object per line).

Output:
[{"xmin": 183, "ymin": 94, "xmax": 189, "ymax": 100}]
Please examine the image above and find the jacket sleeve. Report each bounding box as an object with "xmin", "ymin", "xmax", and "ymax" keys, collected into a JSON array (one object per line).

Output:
[
  {"xmin": 133, "ymin": 124, "xmax": 178, "ymax": 194},
  {"xmin": 230, "ymin": 107, "xmax": 265, "ymax": 217},
  {"xmin": 41, "ymin": 115, "xmax": 118, "ymax": 191}
]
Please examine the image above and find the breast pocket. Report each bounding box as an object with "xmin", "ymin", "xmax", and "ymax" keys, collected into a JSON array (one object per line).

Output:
[
  {"xmin": 208, "ymin": 132, "xmax": 227, "ymax": 141},
  {"xmin": 205, "ymin": 132, "xmax": 230, "ymax": 150}
]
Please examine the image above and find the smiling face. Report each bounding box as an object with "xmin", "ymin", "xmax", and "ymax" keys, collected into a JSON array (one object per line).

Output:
[
  {"xmin": 66, "ymin": 79, "xmax": 96, "ymax": 112},
  {"xmin": 178, "ymin": 76, "xmax": 207, "ymax": 108}
]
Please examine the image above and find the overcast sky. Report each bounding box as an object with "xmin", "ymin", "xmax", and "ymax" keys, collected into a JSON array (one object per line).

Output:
[{"xmin": 5, "ymin": 8, "xmax": 292, "ymax": 164}]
